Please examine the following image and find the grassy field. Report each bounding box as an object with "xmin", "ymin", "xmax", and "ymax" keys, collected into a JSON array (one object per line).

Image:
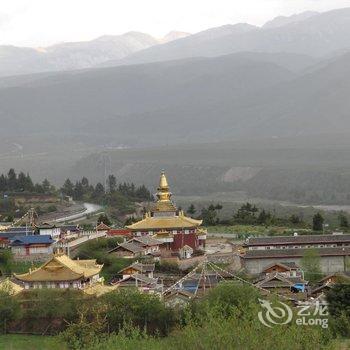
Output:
[{"xmin": 0, "ymin": 335, "xmax": 66, "ymax": 350}]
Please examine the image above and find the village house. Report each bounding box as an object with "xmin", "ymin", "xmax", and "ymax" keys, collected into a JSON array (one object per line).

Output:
[
  {"xmin": 118, "ymin": 262, "xmax": 155, "ymax": 279},
  {"xmin": 310, "ymin": 272, "xmax": 350, "ymax": 298},
  {"xmin": 254, "ymin": 272, "xmax": 308, "ymax": 296},
  {"xmin": 163, "ymin": 289, "xmax": 194, "ymax": 308},
  {"xmin": 60, "ymin": 224, "xmax": 80, "ymax": 235},
  {"xmin": 10, "ymin": 235, "xmax": 54, "ymax": 258},
  {"xmin": 109, "ymin": 236, "xmax": 162, "ymax": 258},
  {"xmin": 14, "ymin": 253, "xmax": 103, "ymax": 290},
  {"xmin": 96, "ymin": 222, "xmax": 111, "ymax": 234},
  {"xmin": 126, "ymin": 172, "xmax": 206, "ymax": 254},
  {"xmin": 242, "ymin": 246, "xmax": 350, "ymax": 275},
  {"xmin": 261, "ymin": 262, "xmax": 303, "ymax": 278},
  {"xmin": 242, "ymin": 234, "xmax": 350, "ymax": 275},
  {"xmin": 0, "ymin": 226, "xmax": 36, "ymax": 248},
  {"xmin": 179, "ymin": 245, "xmax": 194, "ymax": 259},
  {"xmin": 111, "ymin": 273, "xmax": 162, "ymax": 293},
  {"xmin": 36, "ymin": 223, "xmax": 61, "ymax": 240},
  {"xmin": 252, "ymin": 261, "xmax": 308, "ymax": 297}
]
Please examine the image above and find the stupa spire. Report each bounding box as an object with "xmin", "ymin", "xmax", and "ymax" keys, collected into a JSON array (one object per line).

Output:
[{"xmin": 157, "ymin": 171, "xmax": 172, "ymax": 202}]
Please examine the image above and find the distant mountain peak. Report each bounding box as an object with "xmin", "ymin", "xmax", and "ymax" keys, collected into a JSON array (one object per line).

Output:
[
  {"xmin": 195, "ymin": 23, "xmax": 257, "ymax": 39},
  {"xmin": 263, "ymin": 11, "xmax": 319, "ymax": 29},
  {"xmin": 160, "ymin": 31, "xmax": 191, "ymax": 43},
  {"xmin": 94, "ymin": 31, "xmax": 156, "ymax": 42}
]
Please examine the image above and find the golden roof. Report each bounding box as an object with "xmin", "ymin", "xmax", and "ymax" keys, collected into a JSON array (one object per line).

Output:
[
  {"xmin": 14, "ymin": 254, "xmax": 103, "ymax": 282},
  {"xmin": 154, "ymin": 200, "xmax": 177, "ymax": 212},
  {"xmin": 0, "ymin": 278, "xmax": 24, "ymax": 295},
  {"xmin": 127, "ymin": 212, "xmax": 202, "ymax": 230}
]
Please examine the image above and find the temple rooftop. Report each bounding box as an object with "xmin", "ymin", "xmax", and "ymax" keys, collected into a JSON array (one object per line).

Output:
[{"xmin": 14, "ymin": 253, "xmax": 103, "ymax": 282}]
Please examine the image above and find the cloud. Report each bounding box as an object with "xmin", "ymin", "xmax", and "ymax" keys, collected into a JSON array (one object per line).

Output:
[
  {"xmin": 0, "ymin": 0, "xmax": 350, "ymax": 46},
  {"xmin": 0, "ymin": 13, "xmax": 10, "ymax": 28}
]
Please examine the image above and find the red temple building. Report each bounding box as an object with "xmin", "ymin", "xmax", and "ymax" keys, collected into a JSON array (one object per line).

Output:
[{"xmin": 126, "ymin": 171, "xmax": 206, "ymax": 254}]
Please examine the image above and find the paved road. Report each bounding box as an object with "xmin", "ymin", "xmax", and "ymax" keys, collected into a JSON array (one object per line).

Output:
[{"xmin": 54, "ymin": 203, "xmax": 102, "ymax": 223}]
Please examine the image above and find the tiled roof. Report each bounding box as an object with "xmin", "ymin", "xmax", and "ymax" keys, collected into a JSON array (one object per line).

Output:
[
  {"xmin": 114, "ymin": 273, "xmax": 158, "ymax": 286},
  {"xmin": 319, "ymin": 271, "xmax": 350, "ymax": 283},
  {"xmin": 96, "ymin": 222, "xmax": 111, "ymax": 231},
  {"xmin": 60, "ymin": 225, "xmax": 80, "ymax": 231},
  {"xmin": 3, "ymin": 227, "xmax": 35, "ymax": 233},
  {"xmin": 163, "ymin": 289, "xmax": 194, "ymax": 299},
  {"xmin": 0, "ymin": 232, "xmax": 33, "ymax": 239},
  {"xmin": 0, "ymin": 278, "xmax": 24, "ymax": 295},
  {"xmin": 132, "ymin": 236, "xmax": 162, "ymax": 246},
  {"xmin": 255, "ymin": 273, "xmax": 307, "ymax": 288},
  {"xmin": 243, "ymin": 247, "xmax": 350, "ymax": 259},
  {"xmin": 0, "ymin": 227, "xmax": 35, "ymax": 238},
  {"xmin": 246, "ymin": 234, "xmax": 350, "ymax": 246},
  {"xmin": 110, "ymin": 242, "xmax": 144, "ymax": 254},
  {"xmin": 119, "ymin": 262, "xmax": 155, "ymax": 274},
  {"xmin": 14, "ymin": 254, "xmax": 102, "ymax": 282},
  {"xmin": 36, "ymin": 223, "xmax": 57, "ymax": 229},
  {"xmin": 262, "ymin": 261, "xmax": 300, "ymax": 272},
  {"xmin": 10, "ymin": 235, "xmax": 54, "ymax": 245}
]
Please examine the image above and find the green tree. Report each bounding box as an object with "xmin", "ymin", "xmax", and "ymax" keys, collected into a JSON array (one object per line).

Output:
[
  {"xmin": 0, "ymin": 175, "xmax": 7, "ymax": 191},
  {"xmin": 42, "ymin": 178, "xmax": 53, "ymax": 193},
  {"xmin": 73, "ymin": 181, "xmax": 84, "ymax": 200},
  {"xmin": 97, "ymin": 214, "xmax": 111, "ymax": 226},
  {"xmin": 326, "ymin": 284, "xmax": 350, "ymax": 337},
  {"xmin": 257, "ymin": 210, "xmax": 272, "ymax": 225},
  {"xmin": 300, "ymin": 249, "xmax": 322, "ymax": 283},
  {"xmin": 107, "ymin": 175, "xmax": 117, "ymax": 193},
  {"xmin": 17, "ymin": 172, "xmax": 27, "ymax": 191},
  {"xmin": 312, "ymin": 212, "xmax": 324, "ymax": 231},
  {"xmin": 339, "ymin": 213, "xmax": 349, "ymax": 229},
  {"xmin": 289, "ymin": 214, "xmax": 301, "ymax": 225},
  {"xmin": 62, "ymin": 178, "xmax": 74, "ymax": 196},
  {"xmin": 134, "ymin": 185, "xmax": 152, "ymax": 200},
  {"xmin": 0, "ymin": 291, "xmax": 21, "ymax": 333},
  {"xmin": 187, "ymin": 204, "xmax": 196, "ymax": 216},
  {"xmin": 201, "ymin": 206, "xmax": 218, "ymax": 226},
  {"xmin": 102, "ymin": 289, "xmax": 175, "ymax": 335},
  {"xmin": 233, "ymin": 203, "xmax": 258, "ymax": 225},
  {"xmin": 7, "ymin": 169, "xmax": 17, "ymax": 191},
  {"xmin": 0, "ymin": 249, "xmax": 13, "ymax": 275},
  {"xmin": 93, "ymin": 183, "xmax": 105, "ymax": 199}
]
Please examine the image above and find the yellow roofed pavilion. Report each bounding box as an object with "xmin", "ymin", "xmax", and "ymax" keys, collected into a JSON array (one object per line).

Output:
[{"xmin": 14, "ymin": 253, "xmax": 103, "ymax": 288}]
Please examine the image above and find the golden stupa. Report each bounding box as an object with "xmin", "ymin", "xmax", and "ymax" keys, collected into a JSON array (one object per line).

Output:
[{"xmin": 126, "ymin": 171, "xmax": 202, "ymax": 231}]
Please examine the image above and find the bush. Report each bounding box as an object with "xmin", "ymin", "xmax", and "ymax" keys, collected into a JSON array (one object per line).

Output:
[
  {"xmin": 102, "ymin": 289, "xmax": 176, "ymax": 336},
  {"xmin": 0, "ymin": 291, "xmax": 21, "ymax": 333}
]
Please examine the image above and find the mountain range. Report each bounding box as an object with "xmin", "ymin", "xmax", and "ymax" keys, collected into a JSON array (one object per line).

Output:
[
  {"xmin": 2, "ymin": 7, "xmax": 350, "ymax": 197},
  {"xmin": 0, "ymin": 31, "xmax": 189, "ymax": 77},
  {"xmin": 2, "ymin": 8, "xmax": 350, "ymax": 77}
]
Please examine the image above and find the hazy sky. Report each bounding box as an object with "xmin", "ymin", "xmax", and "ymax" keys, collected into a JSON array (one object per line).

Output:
[{"xmin": 1, "ymin": 0, "xmax": 350, "ymax": 47}]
